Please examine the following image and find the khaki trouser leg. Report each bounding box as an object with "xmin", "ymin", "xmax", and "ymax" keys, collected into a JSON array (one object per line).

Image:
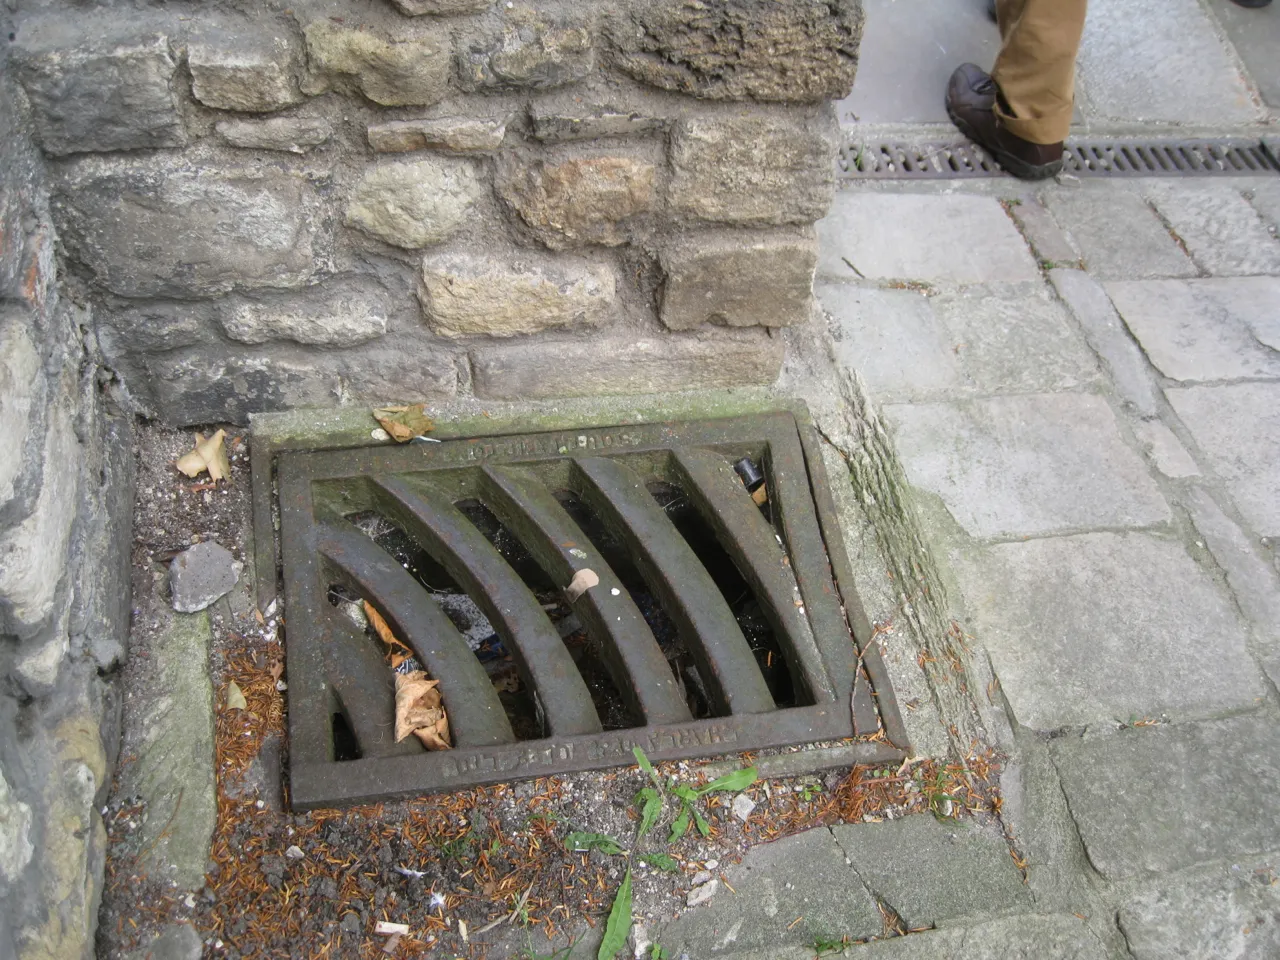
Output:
[{"xmin": 992, "ymin": 0, "xmax": 1087, "ymax": 144}]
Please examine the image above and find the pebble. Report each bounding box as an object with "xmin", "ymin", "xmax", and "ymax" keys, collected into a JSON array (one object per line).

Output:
[
  {"xmin": 686, "ymin": 879, "xmax": 718, "ymax": 908},
  {"xmin": 690, "ymin": 870, "xmax": 713, "ymax": 886},
  {"xmin": 285, "ymin": 845, "xmax": 305, "ymax": 860},
  {"xmin": 731, "ymin": 794, "xmax": 757, "ymax": 822},
  {"xmin": 168, "ymin": 541, "xmax": 241, "ymax": 613}
]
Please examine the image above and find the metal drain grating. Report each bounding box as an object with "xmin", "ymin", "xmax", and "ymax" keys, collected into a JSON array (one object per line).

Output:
[
  {"xmin": 839, "ymin": 138, "xmax": 1280, "ymax": 179},
  {"xmin": 276, "ymin": 413, "xmax": 907, "ymax": 808}
]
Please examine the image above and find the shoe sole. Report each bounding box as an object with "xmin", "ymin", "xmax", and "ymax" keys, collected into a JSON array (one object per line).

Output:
[{"xmin": 946, "ymin": 102, "xmax": 1065, "ymax": 181}]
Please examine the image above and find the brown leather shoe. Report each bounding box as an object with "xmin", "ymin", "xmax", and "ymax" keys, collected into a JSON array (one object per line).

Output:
[{"xmin": 945, "ymin": 63, "xmax": 1065, "ymax": 181}]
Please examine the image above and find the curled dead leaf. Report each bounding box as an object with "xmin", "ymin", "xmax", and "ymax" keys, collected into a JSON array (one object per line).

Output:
[
  {"xmin": 176, "ymin": 429, "xmax": 232, "ymax": 481},
  {"xmin": 226, "ymin": 680, "xmax": 247, "ymax": 711},
  {"xmin": 373, "ymin": 404, "xmax": 434, "ymax": 444},
  {"xmin": 394, "ymin": 671, "xmax": 451, "ymax": 750},
  {"xmin": 364, "ymin": 600, "xmax": 413, "ymax": 663},
  {"xmin": 564, "ymin": 568, "xmax": 599, "ymax": 602}
]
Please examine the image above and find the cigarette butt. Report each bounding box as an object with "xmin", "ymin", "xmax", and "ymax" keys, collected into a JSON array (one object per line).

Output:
[{"xmin": 374, "ymin": 921, "xmax": 410, "ymax": 936}]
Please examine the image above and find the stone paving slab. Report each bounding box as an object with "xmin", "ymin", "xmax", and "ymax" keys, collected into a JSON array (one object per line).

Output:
[
  {"xmin": 1048, "ymin": 269, "xmax": 1161, "ymax": 418},
  {"xmin": 821, "ymin": 285, "xmax": 1097, "ymax": 402},
  {"xmin": 1119, "ymin": 853, "xmax": 1280, "ymax": 960},
  {"xmin": 817, "ymin": 193, "xmax": 1039, "ymax": 284},
  {"xmin": 1076, "ymin": 0, "xmax": 1262, "ymax": 124},
  {"xmin": 1131, "ymin": 420, "xmax": 1201, "ymax": 479},
  {"xmin": 831, "ymin": 816, "xmax": 1030, "ymax": 928},
  {"xmin": 1144, "ymin": 184, "xmax": 1280, "ymax": 278},
  {"xmin": 1167, "ymin": 383, "xmax": 1280, "ymax": 538},
  {"xmin": 657, "ymin": 828, "xmax": 882, "ymax": 955},
  {"xmin": 719, "ymin": 914, "xmax": 1109, "ymax": 960},
  {"xmin": 836, "ymin": 0, "xmax": 999, "ymax": 125},
  {"xmin": 1106, "ymin": 279, "xmax": 1280, "ymax": 382},
  {"xmin": 1042, "ymin": 189, "xmax": 1196, "ymax": 281},
  {"xmin": 1051, "ymin": 716, "xmax": 1280, "ymax": 881},
  {"xmin": 1207, "ymin": 0, "xmax": 1280, "ymax": 109},
  {"xmin": 954, "ymin": 531, "xmax": 1265, "ymax": 731},
  {"xmin": 885, "ymin": 393, "xmax": 1170, "ymax": 539},
  {"xmin": 1249, "ymin": 182, "xmax": 1280, "ymax": 235}
]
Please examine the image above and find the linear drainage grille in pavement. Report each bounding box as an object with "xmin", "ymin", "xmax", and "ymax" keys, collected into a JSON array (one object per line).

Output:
[
  {"xmin": 276, "ymin": 413, "xmax": 907, "ymax": 808},
  {"xmin": 839, "ymin": 138, "xmax": 1280, "ymax": 179}
]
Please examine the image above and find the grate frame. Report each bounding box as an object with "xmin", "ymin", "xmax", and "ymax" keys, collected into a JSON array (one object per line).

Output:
[
  {"xmin": 839, "ymin": 137, "xmax": 1280, "ymax": 179},
  {"xmin": 276, "ymin": 412, "xmax": 907, "ymax": 808}
]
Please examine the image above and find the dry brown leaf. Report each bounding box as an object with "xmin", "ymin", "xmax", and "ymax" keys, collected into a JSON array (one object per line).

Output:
[
  {"xmin": 364, "ymin": 600, "xmax": 412, "ymax": 659},
  {"xmin": 565, "ymin": 567, "xmax": 599, "ymax": 602},
  {"xmin": 373, "ymin": 405, "xmax": 434, "ymax": 443},
  {"xmin": 226, "ymin": 680, "xmax": 247, "ymax": 711},
  {"xmin": 394, "ymin": 671, "xmax": 451, "ymax": 750},
  {"xmin": 269, "ymin": 660, "xmax": 284, "ymax": 682},
  {"xmin": 175, "ymin": 429, "xmax": 231, "ymax": 481}
]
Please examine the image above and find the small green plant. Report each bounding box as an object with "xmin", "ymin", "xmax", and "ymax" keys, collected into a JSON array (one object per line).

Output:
[
  {"xmin": 640, "ymin": 852, "xmax": 679, "ymax": 872},
  {"xmin": 649, "ymin": 945, "xmax": 670, "ymax": 959},
  {"xmin": 811, "ymin": 935, "xmax": 850, "ymax": 957},
  {"xmin": 564, "ymin": 831, "xmax": 626, "ymax": 856},
  {"xmin": 438, "ymin": 830, "xmax": 473, "ymax": 860},
  {"xmin": 799, "ymin": 782, "xmax": 824, "ymax": 803},
  {"xmin": 597, "ymin": 867, "xmax": 633, "ymax": 960},
  {"xmin": 488, "ymin": 836, "xmax": 502, "ymax": 856}
]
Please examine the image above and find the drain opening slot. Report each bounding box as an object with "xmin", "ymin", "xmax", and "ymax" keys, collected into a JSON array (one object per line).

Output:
[{"xmin": 648, "ymin": 480, "xmax": 800, "ymax": 709}]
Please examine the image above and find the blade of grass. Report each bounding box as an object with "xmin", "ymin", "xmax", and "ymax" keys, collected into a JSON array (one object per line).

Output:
[{"xmin": 597, "ymin": 867, "xmax": 633, "ymax": 960}]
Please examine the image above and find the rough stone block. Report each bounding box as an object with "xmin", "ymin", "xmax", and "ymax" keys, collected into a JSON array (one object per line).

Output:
[
  {"xmin": 367, "ymin": 117, "xmax": 506, "ymax": 153},
  {"xmin": 0, "ymin": 767, "xmax": 34, "ymax": 883},
  {"xmin": 216, "ymin": 118, "xmax": 332, "ymax": 154},
  {"xmin": 1051, "ymin": 716, "xmax": 1280, "ymax": 880},
  {"xmin": 1107, "ymin": 278, "xmax": 1280, "ymax": 382},
  {"xmin": 345, "ymin": 159, "xmax": 483, "ymax": 249},
  {"xmin": 831, "ymin": 817, "xmax": 1030, "ymax": 927},
  {"xmin": 885, "ymin": 393, "xmax": 1169, "ymax": 539},
  {"xmin": 817, "ymin": 193, "xmax": 1039, "ymax": 283},
  {"xmin": 609, "ymin": 0, "xmax": 862, "ymax": 102},
  {"xmin": 1048, "ymin": 269, "xmax": 1160, "ymax": 418},
  {"xmin": 135, "ymin": 345, "xmax": 458, "ymax": 426},
  {"xmin": 390, "ymin": 0, "xmax": 492, "ymax": 13},
  {"xmin": 1145, "ymin": 184, "xmax": 1280, "ymax": 277},
  {"xmin": 127, "ymin": 607, "xmax": 216, "ymax": 890},
  {"xmin": 0, "ymin": 404, "xmax": 79, "ymax": 637},
  {"xmin": 1167, "ymin": 383, "xmax": 1280, "ymax": 538},
  {"xmin": 1042, "ymin": 189, "xmax": 1196, "ymax": 280},
  {"xmin": 419, "ymin": 253, "xmax": 614, "ymax": 337},
  {"xmin": 529, "ymin": 107, "xmax": 663, "ymax": 141},
  {"xmin": 660, "ymin": 828, "xmax": 882, "ymax": 955},
  {"xmin": 13, "ymin": 617, "xmax": 70, "ymax": 698},
  {"xmin": 96, "ymin": 304, "xmax": 213, "ymax": 358},
  {"xmin": 14, "ymin": 34, "xmax": 184, "ymax": 155},
  {"xmin": 498, "ymin": 156, "xmax": 654, "ymax": 249},
  {"xmin": 458, "ymin": 17, "xmax": 593, "ymax": 90},
  {"xmin": 302, "ymin": 21, "xmax": 449, "ymax": 106},
  {"xmin": 53, "ymin": 158, "xmax": 317, "ymax": 298},
  {"xmin": 24, "ymin": 691, "xmax": 109, "ymax": 960},
  {"xmin": 188, "ymin": 39, "xmax": 302, "ymax": 113},
  {"xmin": 470, "ymin": 330, "xmax": 783, "ymax": 399},
  {"xmin": 0, "ymin": 316, "xmax": 41, "ymax": 516},
  {"xmin": 954, "ymin": 532, "xmax": 1264, "ymax": 731},
  {"xmin": 1119, "ymin": 855, "xmax": 1280, "ymax": 960},
  {"xmin": 224, "ymin": 298, "xmax": 388, "ymax": 346},
  {"xmin": 670, "ymin": 116, "xmax": 836, "ymax": 226},
  {"xmin": 659, "ymin": 234, "xmax": 816, "ymax": 330}
]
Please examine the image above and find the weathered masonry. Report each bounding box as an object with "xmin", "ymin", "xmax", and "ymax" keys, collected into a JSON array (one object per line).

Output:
[
  {"xmin": 0, "ymin": 1, "xmax": 863, "ymax": 956},
  {"xmin": 9, "ymin": 0, "xmax": 862, "ymax": 426}
]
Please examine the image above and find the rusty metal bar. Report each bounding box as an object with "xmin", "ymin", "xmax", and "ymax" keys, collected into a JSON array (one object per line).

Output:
[
  {"xmin": 571, "ymin": 456, "xmax": 776, "ymax": 717},
  {"xmin": 370, "ymin": 476, "xmax": 603, "ymax": 738},
  {"xmin": 317, "ymin": 521, "xmax": 517, "ymax": 748},
  {"xmin": 479, "ymin": 465, "xmax": 693, "ymax": 726},
  {"xmin": 321, "ymin": 613, "xmax": 422, "ymax": 759}
]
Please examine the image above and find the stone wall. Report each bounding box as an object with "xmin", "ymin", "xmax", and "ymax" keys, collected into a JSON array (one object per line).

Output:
[
  {"xmin": 9, "ymin": 0, "xmax": 862, "ymax": 425},
  {"xmin": 0, "ymin": 12, "xmax": 135, "ymax": 959}
]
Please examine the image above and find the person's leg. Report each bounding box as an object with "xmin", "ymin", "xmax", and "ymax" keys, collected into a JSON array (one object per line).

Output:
[
  {"xmin": 992, "ymin": 0, "xmax": 1087, "ymax": 146},
  {"xmin": 946, "ymin": 0, "xmax": 1084, "ymax": 179}
]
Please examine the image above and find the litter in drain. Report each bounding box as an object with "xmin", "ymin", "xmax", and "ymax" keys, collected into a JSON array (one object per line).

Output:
[
  {"xmin": 839, "ymin": 138, "xmax": 1280, "ymax": 179},
  {"xmin": 274, "ymin": 412, "xmax": 907, "ymax": 808}
]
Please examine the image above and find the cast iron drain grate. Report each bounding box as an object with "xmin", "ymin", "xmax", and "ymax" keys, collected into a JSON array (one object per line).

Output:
[
  {"xmin": 275, "ymin": 413, "xmax": 907, "ymax": 808},
  {"xmin": 838, "ymin": 138, "xmax": 1280, "ymax": 179}
]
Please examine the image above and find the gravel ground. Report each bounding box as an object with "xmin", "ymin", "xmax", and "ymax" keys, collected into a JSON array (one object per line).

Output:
[{"xmin": 96, "ymin": 423, "xmax": 1002, "ymax": 960}]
